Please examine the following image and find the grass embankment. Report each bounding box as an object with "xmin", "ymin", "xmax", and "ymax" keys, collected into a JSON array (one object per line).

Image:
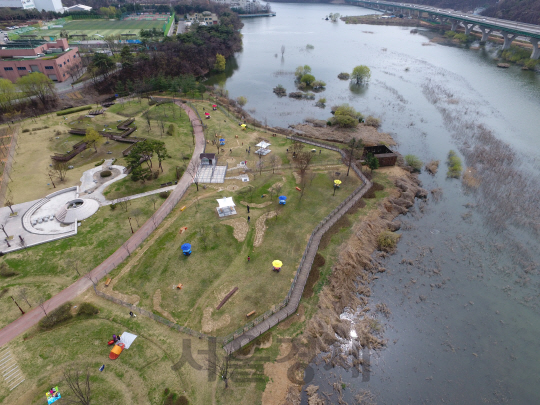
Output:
[{"xmin": 0, "ymin": 196, "xmax": 163, "ymax": 329}]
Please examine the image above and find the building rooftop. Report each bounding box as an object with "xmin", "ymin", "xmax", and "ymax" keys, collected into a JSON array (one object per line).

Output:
[{"xmin": 1, "ymin": 39, "xmax": 48, "ymax": 49}]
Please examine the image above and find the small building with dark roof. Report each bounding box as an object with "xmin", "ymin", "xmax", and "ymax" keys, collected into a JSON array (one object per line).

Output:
[
  {"xmin": 363, "ymin": 145, "xmax": 398, "ymax": 167},
  {"xmin": 200, "ymin": 153, "xmax": 217, "ymax": 167}
]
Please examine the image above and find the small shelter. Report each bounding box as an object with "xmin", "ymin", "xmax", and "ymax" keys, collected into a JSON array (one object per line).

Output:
[
  {"xmin": 279, "ymin": 196, "xmax": 287, "ymax": 205},
  {"xmin": 200, "ymin": 153, "xmax": 216, "ymax": 167},
  {"xmin": 362, "ymin": 145, "xmax": 397, "ymax": 167},
  {"xmin": 219, "ymin": 138, "xmax": 225, "ymax": 146},
  {"xmin": 255, "ymin": 140, "xmax": 271, "ymax": 156},
  {"xmin": 216, "ymin": 197, "xmax": 236, "ymax": 217},
  {"xmin": 181, "ymin": 243, "xmax": 192, "ymax": 256}
]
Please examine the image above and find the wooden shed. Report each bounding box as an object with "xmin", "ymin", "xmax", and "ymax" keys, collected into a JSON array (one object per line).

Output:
[{"xmin": 363, "ymin": 145, "xmax": 398, "ymax": 167}]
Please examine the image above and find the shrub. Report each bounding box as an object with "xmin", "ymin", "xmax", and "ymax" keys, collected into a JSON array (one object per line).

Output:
[
  {"xmin": 0, "ymin": 263, "xmax": 18, "ymax": 278},
  {"xmin": 236, "ymin": 96, "xmax": 247, "ymax": 107},
  {"xmin": 22, "ymin": 129, "xmax": 30, "ymax": 133},
  {"xmin": 425, "ymin": 160, "xmax": 439, "ymax": 175},
  {"xmin": 331, "ymin": 104, "xmax": 363, "ymax": 128},
  {"xmin": 364, "ymin": 116, "xmax": 381, "ymax": 128},
  {"xmin": 377, "ymin": 231, "xmax": 401, "ymax": 252},
  {"xmin": 77, "ymin": 302, "xmax": 99, "ymax": 316},
  {"xmin": 56, "ymin": 105, "xmax": 92, "ymax": 116},
  {"xmin": 167, "ymin": 124, "xmax": 175, "ymax": 136},
  {"xmin": 95, "ymin": 159, "xmax": 105, "ymax": 167},
  {"xmin": 312, "ymin": 80, "xmax": 326, "ymax": 89},
  {"xmin": 159, "ymin": 191, "xmax": 170, "ymax": 198},
  {"xmin": 404, "ymin": 154, "xmax": 422, "ymax": 172},
  {"xmin": 338, "ymin": 72, "xmax": 350, "ymax": 80},
  {"xmin": 446, "ymin": 150, "xmax": 462, "ymax": 178},
  {"xmin": 306, "ymin": 44, "xmax": 314, "ymax": 49},
  {"xmin": 100, "ymin": 170, "xmax": 112, "ymax": 177},
  {"xmin": 300, "ymin": 74, "xmax": 315, "ymax": 86},
  {"xmin": 38, "ymin": 302, "xmax": 73, "ymax": 330},
  {"xmin": 109, "ymin": 203, "xmax": 117, "ymax": 210}
]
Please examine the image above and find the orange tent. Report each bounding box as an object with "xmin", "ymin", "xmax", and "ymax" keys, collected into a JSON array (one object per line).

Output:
[{"xmin": 109, "ymin": 343, "xmax": 125, "ymax": 360}]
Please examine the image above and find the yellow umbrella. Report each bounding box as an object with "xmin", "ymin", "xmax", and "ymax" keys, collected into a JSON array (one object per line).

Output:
[
  {"xmin": 334, "ymin": 180, "xmax": 342, "ymax": 185},
  {"xmin": 272, "ymin": 260, "xmax": 283, "ymax": 268},
  {"xmin": 241, "ymin": 124, "xmax": 247, "ymax": 129}
]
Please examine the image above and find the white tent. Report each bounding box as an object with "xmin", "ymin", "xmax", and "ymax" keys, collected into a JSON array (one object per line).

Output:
[
  {"xmin": 255, "ymin": 141, "xmax": 271, "ymax": 148},
  {"xmin": 216, "ymin": 197, "xmax": 236, "ymax": 217},
  {"xmin": 118, "ymin": 332, "xmax": 137, "ymax": 349}
]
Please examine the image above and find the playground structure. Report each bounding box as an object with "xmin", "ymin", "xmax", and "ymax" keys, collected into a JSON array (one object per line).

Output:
[
  {"xmin": 216, "ymin": 197, "xmax": 236, "ymax": 217},
  {"xmin": 52, "ymin": 118, "xmax": 144, "ymax": 162}
]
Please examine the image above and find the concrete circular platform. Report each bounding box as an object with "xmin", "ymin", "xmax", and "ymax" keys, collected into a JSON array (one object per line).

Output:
[{"xmin": 56, "ymin": 198, "xmax": 99, "ymax": 224}]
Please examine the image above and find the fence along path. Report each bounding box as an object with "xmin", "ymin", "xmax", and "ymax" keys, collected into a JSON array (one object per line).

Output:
[
  {"xmin": 223, "ymin": 135, "xmax": 372, "ymax": 354},
  {"xmin": 0, "ymin": 102, "xmax": 205, "ymax": 348}
]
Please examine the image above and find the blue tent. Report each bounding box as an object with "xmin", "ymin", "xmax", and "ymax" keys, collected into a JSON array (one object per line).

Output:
[
  {"xmin": 181, "ymin": 243, "xmax": 192, "ymax": 256},
  {"xmin": 219, "ymin": 138, "xmax": 225, "ymax": 146},
  {"xmin": 279, "ymin": 196, "xmax": 287, "ymax": 205}
]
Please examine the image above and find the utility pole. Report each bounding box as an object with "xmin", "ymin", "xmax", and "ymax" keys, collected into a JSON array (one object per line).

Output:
[{"xmin": 10, "ymin": 296, "xmax": 24, "ymax": 315}]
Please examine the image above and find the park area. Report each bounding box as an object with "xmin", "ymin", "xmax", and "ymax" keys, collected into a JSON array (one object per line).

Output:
[
  {"xmin": 42, "ymin": 17, "xmax": 168, "ymax": 40},
  {"xmin": 0, "ymin": 96, "xmax": 401, "ymax": 405}
]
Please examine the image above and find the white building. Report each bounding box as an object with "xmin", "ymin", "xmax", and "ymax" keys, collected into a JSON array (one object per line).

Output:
[
  {"xmin": 211, "ymin": 0, "xmax": 266, "ymax": 14},
  {"xmin": 0, "ymin": 0, "xmax": 64, "ymax": 12},
  {"xmin": 64, "ymin": 4, "xmax": 92, "ymax": 12},
  {"xmin": 0, "ymin": 0, "xmax": 37, "ymax": 10}
]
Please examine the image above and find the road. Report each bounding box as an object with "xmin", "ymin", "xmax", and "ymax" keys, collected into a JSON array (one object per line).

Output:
[{"xmin": 0, "ymin": 102, "xmax": 205, "ymax": 347}]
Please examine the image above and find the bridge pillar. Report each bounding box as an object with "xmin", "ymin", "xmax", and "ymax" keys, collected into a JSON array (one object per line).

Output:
[
  {"xmin": 530, "ymin": 38, "xmax": 540, "ymax": 60},
  {"xmin": 478, "ymin": 26, "xmax": 492, "ymax": 42},
  {"xmin": 450, "ymin": 19, "xmax": 458, "ymax": 31},
  {"xmin": 501, "ymin": 32, "xmax": 518, "ymax": 50},
  {"xmin": 463, "ymin": 23, "xmax": 475, "ymax": 35}
]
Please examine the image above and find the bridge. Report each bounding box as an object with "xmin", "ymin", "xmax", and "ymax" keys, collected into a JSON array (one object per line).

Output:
[{"xmin": 347, "ymin": 0, "xmax": 540, "ymax": 59}]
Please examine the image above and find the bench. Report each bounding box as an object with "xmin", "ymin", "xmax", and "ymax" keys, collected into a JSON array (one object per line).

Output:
[
  {"xmin": 246, "ymin": 311, "xmax": 256, "ymax": 318},
  {"xmin": 105, "ymin": 278, "xmax": 112, "ymax": 287}
]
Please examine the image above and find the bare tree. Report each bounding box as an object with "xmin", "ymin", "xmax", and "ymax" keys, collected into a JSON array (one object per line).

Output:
[
  {"xmin": 130, "ymin": 208, "xmax": 143, "ymax": 227},
  {"xmin": 257, "ymin": 156, "xmax": 265, "ymax": 175},
  {"xmin": 207, "ymin": 354, "xmax": 236, "ymax": 389},
  {"xmin": 0, "ymin": 224, "xmax": 9, "ymax": 238},
  {"xmin": 291, "ymin": 140, "xmax": 304, "ymax": 157},
  {"xmin": 186, "ymin": 159, "xmax": 200, "ymax": 191},
  {"xmin": 50, "ymin": 160, "xmax": 69, "ymax": 182},
  {"xmin": 269, "ymin": 155, "xmax": 278, "ymax": 174},
  {"xmin": 17, "ymin": 287, "xmax": 31, "ymax": 308},
  {"xmin": 346, "ymin": 138, "xmax": 363, "ymax": 176},
  {"xmin": 149, "ymin": 194, "xmax": 159, "ymax": 210},
  {"xmin": 84, "ymin": 272, "xmax": 97, "ymax": 287},
  {"xmin": 116, "ymin": 197, "xmax": 130, "ymax": 212},
  {"xmin": 4, "ymin": 197, "xmax": 15, "ymax": 215},
  {"xmin": 37, "ymin": 296, "xmax": 48, "ymax": 317},
  {"xmin": 63, "ymin": 365, "xmax": 92, "ymax": 405},
  {"xmin": 294, "ymin": 151, "xmax": 314, "ymax": 176}
]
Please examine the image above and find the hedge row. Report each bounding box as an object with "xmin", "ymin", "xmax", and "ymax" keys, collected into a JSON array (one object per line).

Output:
[{"xmin": 56, "ymin": 106, "xmax": 92, "ymax": 116}]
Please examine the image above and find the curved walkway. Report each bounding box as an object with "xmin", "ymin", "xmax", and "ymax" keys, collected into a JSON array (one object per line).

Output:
[
  {"xmin": 224, "ymin": 136, "xmax": 372, "ymax": 354},
  {"xmin": 0, "ymin": 102, "xmax": 205, "ymax": 347}
]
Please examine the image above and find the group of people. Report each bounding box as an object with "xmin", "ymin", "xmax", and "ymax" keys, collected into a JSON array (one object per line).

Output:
[{"xmin": 46, "ymin": 386, "xmax": 60, "ymax": 398}]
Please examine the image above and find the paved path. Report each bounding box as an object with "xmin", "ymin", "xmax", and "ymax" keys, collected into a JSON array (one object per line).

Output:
[
  {"xmin": 224, "ymin": 137, "xmax": 371, "ymax": 354},
  {"xmin": 0, "ymin": 102, "xmax": 205, "ymax": 347}
]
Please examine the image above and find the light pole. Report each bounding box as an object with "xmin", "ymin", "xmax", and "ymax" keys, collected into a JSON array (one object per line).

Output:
[{"xmin": 128, "ymin": 217, "xmax": 134, "ymax": 234}]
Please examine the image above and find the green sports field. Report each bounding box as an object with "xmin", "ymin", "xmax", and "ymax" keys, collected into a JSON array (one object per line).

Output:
[{"xmin": 42, "ymin": 18, "xmax": 167, "ymax": 39}]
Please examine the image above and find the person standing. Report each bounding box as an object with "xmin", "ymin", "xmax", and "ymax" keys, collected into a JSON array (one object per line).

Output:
[
  {"xmin": 247, "ymin": 256, "xmax": 250, "ymax": 262},
  {"xmin": 247, "ymin": 205, "xmax": 250, "ymax": 213},
  {"xmin": 247, "ymin": 216, "xmax": 250, "ymax": 222}
]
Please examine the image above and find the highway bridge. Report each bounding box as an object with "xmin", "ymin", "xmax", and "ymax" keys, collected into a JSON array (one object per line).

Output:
[{"xmin": 348, "ymin": 0, "xmax": 540, "ymax": 59}]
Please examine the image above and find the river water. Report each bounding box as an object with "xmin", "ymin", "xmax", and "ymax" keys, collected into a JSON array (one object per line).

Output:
[{"xmin": 217, "ymin": 3, "xmax": 540, "ymax": 403}]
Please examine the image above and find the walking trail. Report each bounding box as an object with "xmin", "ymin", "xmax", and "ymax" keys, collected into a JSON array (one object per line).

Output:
[{"xmin": 0, "ymin": 102, "xmax": 205, "ymax": 347}]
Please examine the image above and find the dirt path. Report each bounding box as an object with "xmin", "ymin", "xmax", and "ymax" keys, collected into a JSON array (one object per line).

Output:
[
  {"xmin": 0, "ymin": 103, "xmax": 206, "ymax": 347},
  {"xmin": 254, "ymin": 211, "xmax": 277, "ymax": 247}
]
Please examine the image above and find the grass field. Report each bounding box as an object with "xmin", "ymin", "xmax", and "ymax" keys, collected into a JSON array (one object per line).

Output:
[{"xmin": 43, "ymin": 19, "xmax": 166, "ymax": 39}]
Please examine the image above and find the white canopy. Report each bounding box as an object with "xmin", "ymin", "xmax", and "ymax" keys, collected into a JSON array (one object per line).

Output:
[
  {"xmin": 255, "ymin": 141, "xmax": 271, "ymax": 148},
  {"xmin": 118, "ymin": 332, "xmax": 137, "ymax": 349},
  {"xmin": 216, "ymin": 197, "xmax": 235, "ymax": 208}
]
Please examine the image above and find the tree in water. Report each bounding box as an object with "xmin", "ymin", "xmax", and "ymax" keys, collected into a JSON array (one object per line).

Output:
[{"xmin": 351, "ymin": 65, "xmax": 371, "ymax": 85}]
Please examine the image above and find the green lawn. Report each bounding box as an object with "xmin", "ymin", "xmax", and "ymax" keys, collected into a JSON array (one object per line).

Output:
[{"xmin": 42, "ymin": 18, "xmax": 166, "ymax": 39}]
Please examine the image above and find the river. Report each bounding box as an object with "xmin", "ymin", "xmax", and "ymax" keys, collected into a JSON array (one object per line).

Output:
[{"xmin": 215, "ymin": 3, "xmax": 540, "ymax": 403}]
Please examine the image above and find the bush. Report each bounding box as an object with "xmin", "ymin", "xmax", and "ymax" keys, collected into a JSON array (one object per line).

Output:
[
  {"xmin": 377, "ymin": 231, "xmax": 401, "ymax": 252},
  {"xmin": 364, "ymin": 116, "xmax": 381, "ymax": 128},
  {"xmin": 0, "ymin": 263, "xmax": 18, "ymax": 278},
  {"xmin": 95, "ymin": 159, "xmax": 105, "ymax": 167},
  {"xmin": 404, "ymin": 154, "xmax": 422, "ymax": 172},
  {"xmin": 22, "ymin": 129, "xmax": 30, "ymax": 133},
  {"xmin": 38, "ymin": 302, "xmax": 73, "ymax": 330},
  {"xmin": 56, "ymin": 105, "xmax": 92, "ymax": 116},
  {"xmin": 77, "ymin": 302, "xmax": 99, "ymax": 316},
  {"xmin": 338, "ymin": 72, "xmax": 350, "ymax": 80},
  {"xmin": 167, "ymin": 124, "xmax": 175, "ymax": 136},
  {"xmin": 159, "ymin": 191, "xmax": 170, "ymax": 198},
  {"xmin": 100, "ymin": 170, "xmax": 112, "ymax": 177},
  {"xmin": 109, "ymin": 203, "xmax": 117, "ymax": 210},
  {"xmin": 446, "ymin": 150, "xmax": 462, "ymax": 178}
]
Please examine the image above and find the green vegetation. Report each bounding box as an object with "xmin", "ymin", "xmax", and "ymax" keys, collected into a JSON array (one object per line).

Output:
[
  {"xmin": 329, "ymin": 104, "xmax": 364, "ymax": 128},
  {"xmin": 377, "ymin": 231, "xmax": 401, "ymax": 252},
  {"xmin": 366, "ymin": 152, "xmax": 380, "ymax": 172},
  {"xmin": 56, "ymin": 105, "xmax": 93, "ymax": 116},
  {"xmin": 338, "ymin": 72, "xmax": 350, "ymax": 80},
  {"xmin": 38, "ymin": 302, "xmax": 73, "ymax": 330},
  {"xmin": 501, "ymin": 45, "xmax": 539, "ymax": 68},
  {"xmin": 444, "ymin": 30, "xmax": 472, "ymax": 44},
  {"xmin": 100, "ymin": 170, "xmax": 112, "ymax": 177},
  {"xmin": 446, "ymin": 149, "xmax": 462, "ymax": 178},
  {"xmin": 77, "ymin": 302, "xmax": 99, "ymax": 316},
  {"xmin": 214, "ymin": 53, "xmax": 226, "ymax": 72},
  {"xmin": 404, "ymin": 154, "xmax": 422, "ymax": 172},
  {"xmin": 236, "ymin": 96, "xmax": 247, "ymax": 107},
  {"xmin": 365, "ymin": 115, "xmax": 381, "ymax": 128},
  {"xmin": 350, "ymin": 65, "xmax": 371, "ymax": 85}
]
